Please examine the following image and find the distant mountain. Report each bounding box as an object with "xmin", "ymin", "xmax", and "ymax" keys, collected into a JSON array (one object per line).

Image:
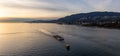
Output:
[
  {"xmin": 56, "ymin": 12, "xmax": 120, "ymax": 28},
  {"xmin": 0, "ymin": 18, "xmax": 57, "ymax": 23},
  {"xmin": 57, "ymin": 12, "xmax": 120, "ymax": 23},
  {"xmin": 0, "ymin": 18, "xmax": 37, "ymax": 22},
  {"xmin": 26, "ymin": 20, "xmax": 57, "ymax": 23}
]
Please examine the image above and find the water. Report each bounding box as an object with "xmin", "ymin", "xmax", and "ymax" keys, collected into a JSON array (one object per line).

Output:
[{"xmin": 0, "ymin": 23, "xmax": 120, "ymax": 56}]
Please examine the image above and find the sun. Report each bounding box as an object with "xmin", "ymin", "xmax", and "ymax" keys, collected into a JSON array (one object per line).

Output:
[
  {"xmin": 0, "ymin": 12, "xmax": 6, "ymax": 17},
  {"xmin": 0, "ymin": 8, "xmax": 8, "ymax": 18}
]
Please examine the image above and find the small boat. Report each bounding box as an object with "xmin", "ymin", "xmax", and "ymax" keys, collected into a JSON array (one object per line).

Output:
[
  {"xmin": 53, "ymin": 35, "xmax": 64, "ymax": 41},
  {"xmin": 65, "ymin": 43, "xmax": 70, "ymax": 51}
]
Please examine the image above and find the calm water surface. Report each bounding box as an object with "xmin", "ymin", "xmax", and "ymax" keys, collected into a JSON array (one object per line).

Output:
[{"xmin": 0, "ymin": 23, "xmax": 120, "ymax": 56}]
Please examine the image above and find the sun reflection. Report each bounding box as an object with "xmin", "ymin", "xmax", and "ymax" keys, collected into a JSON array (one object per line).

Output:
[
  {"xmin": 0, "ymin": 23, "xmax": 24, "ymax": 34},
  {"xmin": 0, "ymin": 23, "xmax": 5, "ymax": 33}
]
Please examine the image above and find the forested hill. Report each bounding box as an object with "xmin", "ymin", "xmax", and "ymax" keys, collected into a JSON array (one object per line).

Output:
[{"xmin": 56, "ymin": 12, "xmax": 120, "ymax": 28}]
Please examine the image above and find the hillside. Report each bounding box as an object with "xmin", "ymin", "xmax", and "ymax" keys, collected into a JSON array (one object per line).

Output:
[{"xmin": 56, "ymin": 12, "xmax": 120, "ymax": 28}]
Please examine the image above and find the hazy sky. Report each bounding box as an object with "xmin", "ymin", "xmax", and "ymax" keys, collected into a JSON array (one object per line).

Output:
[{"xmin": 0, "ymin": 0, "xmax": 120, "ymax": 19}]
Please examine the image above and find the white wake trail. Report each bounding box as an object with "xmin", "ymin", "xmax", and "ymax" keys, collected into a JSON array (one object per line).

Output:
[{"xmin": 38, "ymin": 29, "xmax": 53, "ymax": 36}]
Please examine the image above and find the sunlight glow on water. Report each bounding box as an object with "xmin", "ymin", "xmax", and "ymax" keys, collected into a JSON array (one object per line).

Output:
[{"xmin": 0, "ymin": 23, "xmax": 120, "ymax": 56}]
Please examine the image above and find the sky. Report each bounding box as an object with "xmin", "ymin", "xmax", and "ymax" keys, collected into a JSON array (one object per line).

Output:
[{"xmin": 0, "ymin": 0, "xmax": 120, "ymax": 20}]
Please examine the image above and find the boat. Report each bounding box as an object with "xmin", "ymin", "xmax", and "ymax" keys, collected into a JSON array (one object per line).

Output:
[
  {"xmin": 39, "ymin": 29, "xmax": 64, "ymax": 41},
  {"xmin": 53, "ymin": 35, "xmax": 64, "ymax": 41},
  {"xmin": 65, "ymin": 43, "xmax": 70, "ymax": 51}
]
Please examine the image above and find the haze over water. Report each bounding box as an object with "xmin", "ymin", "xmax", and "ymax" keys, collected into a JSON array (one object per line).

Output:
[{"xmin": 0, "ymin": 23, "xmax": 120, "ymax": 56}]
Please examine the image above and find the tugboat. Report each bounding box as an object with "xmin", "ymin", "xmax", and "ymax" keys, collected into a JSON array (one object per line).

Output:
[
  {"xmin": 39, "ymin": 29, "xmax": 64, "ymax": 41},
  {"xmin": 53, "ymin": 35, "xmax": 64, "ymax": 41}
]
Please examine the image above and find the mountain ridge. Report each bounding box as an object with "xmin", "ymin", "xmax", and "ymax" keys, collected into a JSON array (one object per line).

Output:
[
  {"xmin": 56, "ymin": 11, "xmax": 120, "ymax": 28},
  {"xmin": 57, "ymin": 12, "xmax": 120, "ymax": 23}
]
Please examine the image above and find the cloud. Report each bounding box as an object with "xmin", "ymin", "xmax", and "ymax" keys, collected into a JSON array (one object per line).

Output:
[
  {"xmin": 3, "ymin": 3, "xmax": 69, "ymax": 12},
  {"xmin": 83, "ymin": 0, "xmax": 113, "ymax": 11},
  {"xmin": 0, "ymin": 0, "xmax": 71, "ymax": 12},
  {"xmin": 1, "ymin": 0, "xmax": 115, "ymax": 13},
  {"xmin": 107, "ymin": 0, "xmax": 120, "ymax": 12},
  {"xmin": 0, "ymin": 0, "xmax": 119, "ymax": 19},
  {"xmin": 0, "ymin": 0, "xmax": 90, "ymax": 13}
]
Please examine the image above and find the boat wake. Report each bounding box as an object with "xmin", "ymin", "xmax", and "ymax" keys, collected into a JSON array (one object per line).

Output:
[
  {"xmin": 38, "ymin": 29, "xmax": 70, "ymax": 51},
  {"xmin": 38, "ymin": 29, "xmax": 53, "ymax": 36}
]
